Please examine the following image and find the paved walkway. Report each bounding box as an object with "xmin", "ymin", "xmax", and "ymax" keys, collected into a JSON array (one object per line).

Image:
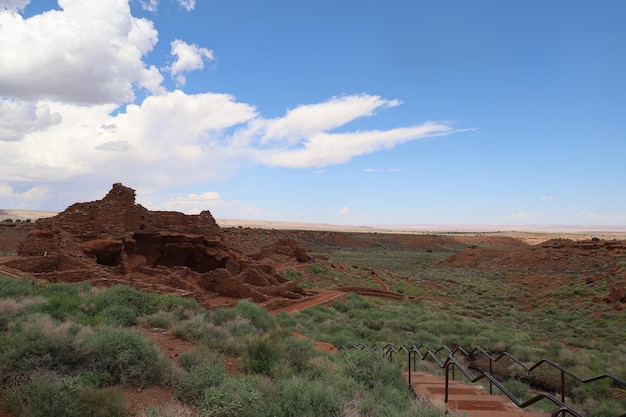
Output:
[{"xmin": 405, "ymin": 372, "xmax": 550, "ymax": 417}]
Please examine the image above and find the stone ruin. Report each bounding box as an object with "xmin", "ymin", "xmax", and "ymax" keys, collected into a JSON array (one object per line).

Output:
[{"xmin": 4, "ymin": 183, "xmax": 311, "ymax": 310}]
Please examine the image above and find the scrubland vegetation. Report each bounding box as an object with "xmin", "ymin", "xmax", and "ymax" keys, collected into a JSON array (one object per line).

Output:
[
  {"xmin": 279, "ymin": 245, "xmax": 626, "ymax": 416},
  {"xmin": 1, "ymin": 238, "xmax": 625, "ymax": 416},
  {"xmin": 0, "ymin": 277, "xmax": 447, "ymax": 417}
]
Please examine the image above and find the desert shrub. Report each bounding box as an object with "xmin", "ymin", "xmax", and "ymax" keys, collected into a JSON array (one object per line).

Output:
[
  {"xmin": 0, "ymin": 296, "xmax": 46, "ymax": 315},
  {"xmin": 33, "ymin": 289, "xmax": 84, "ymax": 321},
  {"xmin": 0, "ymin": 297, "xmax": 46, "ymax": 330},
  {"xmin": 176, "ymin": 361, "xmax": 228, "ymax": 405},
  {"xmin": 5, "ymin": 373, "xmax": 82, "ymax": 417},
  {"xmin": 243, "ymin": 334, "xmax": 281, "ymax": 375},
  {"xmin": 581, "ymin": 399, "xmax": 626, "ymax": 417},
  {"xmin": 94, "ymin": 304, "xmax": 138, "ymax": 327},
  {"xmin": 224, "ymin": 317, "xmax": 257, "ymax": 337},
  {"xmin": 500, "ymin": 379, "xmax": 531, "ymax": 401},
  {"xmin": 139, "ymin": 401, "xmax": 198, "ymax": 417},
  {"xmin": 172, "ymin": 314, "xmax": 209, "ymax": 343},
  {"xmin": 279, "ymin": 335, "xmax": 316, "ymax": 373},
  {"xmin": 341, "ymin": 349, "xmax": 405, "ymax": 391},
  {"xmin": 79, "ymin": 326, "xmax": 171, "ymax": 386},
  {"xmin": 0, "ymin": 277, "xmax": 38, "ymax": 298},
  {"xmin": 275, "ymin": 311, "xmax": 296, "ymax": 327},
  {"xmin": 153, "ymin": 292, "xmax": 199, "ymax": 315},
  {"xmin": 272, "ymin": 375, "xmax": 343, "ymax": 417},
  {"xmin": 234, "ymin": 299, "xmax": 275, "ymax": 331},
  {"xmin": 209, "ymin": 307, "xmax": 238, "ymax": 325},
  {"xmin": 77, "ymin": 386, "xmax": 127, "ymax": 417},
  {"xmin": 178, "ymin": 346, "xmax": 223, "ymax": 371},
  {"xmin": 88, "ymin": 285, "xmax": 158, "ymax": 317},
  {"xmin": 199, "ymin": 374, "xmax": 268, "ymax": 417},
  {"xmin": 141, "ymin": 310, "xmax": 178, "ymax": 329},
  {"xmin": 0, "ymin": 315, "xmax": 84, "ymax": 378},
  {"xmin": 219, "ymin": 336, "xmax": 245, "ymax": 356},
  {"xmin": 5, "ymin": 374, "xmax": 125, "ymax": 417}
]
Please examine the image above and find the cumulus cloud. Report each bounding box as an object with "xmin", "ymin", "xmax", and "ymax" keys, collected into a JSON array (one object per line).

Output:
[
  {"xmin": 168, "ymin": 40, "xmax": 215, "ymax": 86},
  {"xmin": 0, "ymin": 182, "xmax": 49, "ymax": 209},
  {"xmin": 0, "ymin": 0, "xmax": 30, "ymax": 12},
  {"xmin": 0, "ymin": 91, "xmax": 459, "ymax": 208},
  {"xmin": 0, "ymin": 99, "xmax": 61, "ymax": 141},
  {"xmin": 0, "ymin": 0, "xmax": 163, "ymax": 104},
  {"xmin": 0, "ymin": 2, "xmax": 463, "ymax": 212}
]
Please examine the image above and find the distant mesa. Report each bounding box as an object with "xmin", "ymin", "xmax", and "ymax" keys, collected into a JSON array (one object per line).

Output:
[{"xmin": 3, "ymin": 183, "xmax": 312, "ymax": 310}]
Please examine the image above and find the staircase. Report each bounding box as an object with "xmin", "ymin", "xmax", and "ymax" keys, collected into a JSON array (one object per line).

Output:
[{"xmin": 405, "ymin": 372, "xmax": 550, "ymax": 417}]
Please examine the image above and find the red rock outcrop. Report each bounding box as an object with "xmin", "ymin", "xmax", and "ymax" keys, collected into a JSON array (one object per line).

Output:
[{"xmin": 5, "ymin": 183, "xmax": 311, "ymax": 309}]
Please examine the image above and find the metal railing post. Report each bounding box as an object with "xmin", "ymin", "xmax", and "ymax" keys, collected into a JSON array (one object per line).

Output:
[
  {"xmin": 444, "ymin": 363, "xmax": 451, "ymax": 414},
  {"xmin": 489, "ymin": 357, "xmax": 493, "ymax": 394}
]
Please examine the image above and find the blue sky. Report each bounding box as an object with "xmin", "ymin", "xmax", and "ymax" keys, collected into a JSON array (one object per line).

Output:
[{"xmin": 1, "ymin": 0, "xmax": 625, "ymax": 226}]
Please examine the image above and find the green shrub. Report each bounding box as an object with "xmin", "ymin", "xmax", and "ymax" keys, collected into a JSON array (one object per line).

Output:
[
  {"xmin": 341, "ymin": 349, "xmax": 405, "ymax": 391},
  {"xmin": 500, "ymin": 379, "xmax": 531, "ymax": 401},
  {"xmin": 79, "ymin": 326, "xmax": 171, "ymax": 386},
  {"xmin": 5, "ymin": 374, "xmax": 126, "ymax": 417},
  {"xmin": 279, "ymin": 335, "xmax": 315, "ymax": 373},
  {"xmin": 199, "ymin": 375, "xmax": 267, "ymax": 417},
  {"xmin": 5, "ymin": 373, "xmax": 82, "ymax": 417},
  {"xmin": 94, "ymin": 304, "xmax": 138, "ymax": 327},
  {"xmin": 243, "ymin": 334, "xmax": 281, "ymax": 375},
  {"xmin": 234, "ymin": 299, "xmax": 275, "ymax": 331},
  {"xmin": 209, "ymin": 307, "xmax": 238, "ymax": 325},
  {"xmin": 176, "ymin": 362, "xmax": 228, "ymax": 405},
  {"xmin": 272, "ymin": 375, "xmax": 343, "ymax": 417},
  {"xmin": 172, "ymin": 313, "xmax": 210, "ymax": 343},
  {"xmin": 0, "ymin": 276, "xmax": 39, "ymax": 298},
  {"xmin": 138, "ymin": 401, "xmax": 197, "ymax": 417},
  {"xmin": 77, "ymin": 386, "xmax": 127, "ymax": 417},
  {"xmin": 0, "ymin": 315, "xmax": 84, "ymax": 378},
  {"xmin": 141, "ymin": 310, "xmax": 178, "ymax": 329},
  {"xmin": 178, "ymin": 346, "xmax": 223, "ymax": 371}
]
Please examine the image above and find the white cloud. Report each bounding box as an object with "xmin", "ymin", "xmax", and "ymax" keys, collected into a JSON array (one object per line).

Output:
[
  {"xmin": 257, "ymin": 95, "xmax": 401, "ymax": 145},
  {"xmin": 255, "ymin": 120, "xmax": 456, "ymax": 168},
  {"xmin": 540, "ymin": 195, "xmax": 554, "ymax": 201},
  {"xmin": 138, "ymin": 0, "xmax": 158, "ymax": 12},
  {"xmin": 0, "ymin": 182, "xmax": 49, "ymax": 209},
  {"xmin": 510, "ymin": 211, "xmax": 541, "ymax": 221},
  {"xmin": 177, "ymin": 0, "xmax": 194, "ymax": 11},
  {"xmin": 0, "ymin": 92, "xmax": 460, "ymax": 209},
  {"xmin": 95, "ymin": 140, "xmax": 131, "ymax": 152},
  {"xmin": 168, "ymin": 39, "xmax": 215, "ymax": 86},
  {"xmin": 337, "ymin": 206, "xmax": 350, "ymax": 216},
  {"xmin": 364, "ymin": 168, "xmax": 378, "ymax": 172},
  {"xmin": 0, "ymin": 0, "xmax": 30, "ymax": 12},
  {"xmin": 0, "ymin": 99, "xmax": 61, "ymax": 141},
  {"xmin": 0, "ymin": 2, "xmax": 464, "ymax": 213},
  {"xmin": 151, "ymin": 190, "xmax": 260, "ymax": 217},
  {"xmin": 0, "ymin": 0, "xmax": 163, "ymax": 104}
]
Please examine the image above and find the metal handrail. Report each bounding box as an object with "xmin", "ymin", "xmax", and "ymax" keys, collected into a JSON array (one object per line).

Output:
[{"xmin": 340, "ymin": 343, "xmax": 626, "ymax": 417}]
